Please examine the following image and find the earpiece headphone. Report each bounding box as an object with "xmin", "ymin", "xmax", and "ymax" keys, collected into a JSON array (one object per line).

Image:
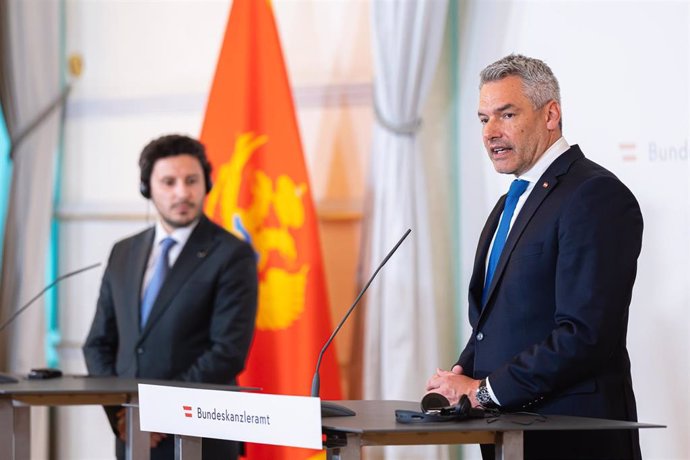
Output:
[{"xmin": 139, "ymin": 157, "xmax": 213, "ymax": 199}]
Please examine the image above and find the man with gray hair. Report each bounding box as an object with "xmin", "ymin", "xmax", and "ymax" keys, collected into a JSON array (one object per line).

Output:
[{"xmin": 426, "ymin": 54, "xmax": 643, "ymax": 459}]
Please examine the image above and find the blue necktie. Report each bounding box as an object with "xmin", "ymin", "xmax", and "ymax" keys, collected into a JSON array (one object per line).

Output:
[
  {"xmin": 141, "ymin": 237, "xmax": 176, "ymax": 328},
  {"xmin": 482, "ymin": 179, "xmax": 529, "ymax": 304}
]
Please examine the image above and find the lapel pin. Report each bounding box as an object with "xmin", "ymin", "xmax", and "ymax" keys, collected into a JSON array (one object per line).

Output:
[
  {"xmin": 197, "ymin": 250, "xmax": 207, "ymax": 258},
  {"xmin": 542, "ymin": 181, "xmax": 549, "ymax": 188}
]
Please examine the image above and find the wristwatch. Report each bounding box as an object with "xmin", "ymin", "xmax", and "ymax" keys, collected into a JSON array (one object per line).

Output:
[{"xmin": 475, "ymin": 378, "xmax": 497, "ymax": 409}]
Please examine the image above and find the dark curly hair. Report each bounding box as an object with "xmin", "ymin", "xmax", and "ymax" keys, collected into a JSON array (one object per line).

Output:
[{"xmin": 138, "ymin": 134, "xmax": 212, "ymax": 198}]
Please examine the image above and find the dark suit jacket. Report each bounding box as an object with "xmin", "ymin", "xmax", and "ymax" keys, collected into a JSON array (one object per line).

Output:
[
  {"xmin": 457, "ymin": 146, "xmax": 643, "ymax": 459},
  {"xmin": 83, "ymin": 215, "xmax": 257, "ymax": 460}
]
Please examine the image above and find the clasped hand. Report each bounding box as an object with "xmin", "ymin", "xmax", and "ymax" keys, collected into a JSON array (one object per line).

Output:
[{"xmin": 425, "ymin": 365, "xmax": 481, "ymax": 407}]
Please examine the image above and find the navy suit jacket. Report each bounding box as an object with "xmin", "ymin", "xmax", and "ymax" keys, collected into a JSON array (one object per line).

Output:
[
  {"xmin": 457, "ymin": 146, "xmax": 643, "ymax": 459},
  {"xmin": 83, "ymin": 215, "xmax": 257, "ymax": 459}
]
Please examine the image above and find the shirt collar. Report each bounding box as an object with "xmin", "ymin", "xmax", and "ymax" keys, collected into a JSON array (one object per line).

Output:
[
  {"xmin": 153, "ymin": 219, "xmax": 199, "ymax": 248},
  {"xmin": 517, "ymin": 136, "xmax": 570, "ymax": 183}
]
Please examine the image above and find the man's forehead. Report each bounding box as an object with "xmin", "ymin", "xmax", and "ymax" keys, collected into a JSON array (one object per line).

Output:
[
  {"xmin": 152, "ymin": 158, "xmax": 203, "ymax": 175},
  {"xmin": 478, "ymin": 79, "xmax": 528, "ymax": 110},
  {"xmin": 478, "ymin": 102, "xmax": 516, "ymax": 114}
]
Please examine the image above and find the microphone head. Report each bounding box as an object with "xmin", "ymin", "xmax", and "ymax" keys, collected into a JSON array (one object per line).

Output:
[
  {"xmin": 421, "ymin": 392, "xmax": 450, "ymax": 412},
  {"xmin": 457, "ymin": 393, "xmax": 471, "ymax": 414}
]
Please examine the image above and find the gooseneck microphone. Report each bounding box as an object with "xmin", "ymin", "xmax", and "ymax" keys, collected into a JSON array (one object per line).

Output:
[
  {"xmin": 311, "ymin": 228, "xmax": 411, "ymax": 417},
  {"xmin": 0, "ymin": 262, "xmax": 101, "ymax": 383}
]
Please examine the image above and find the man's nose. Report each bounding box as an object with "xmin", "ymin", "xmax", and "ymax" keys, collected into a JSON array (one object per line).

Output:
[
  {"xmin": 174, "ymin": 182, "xmax": 192, "ymax": 197},
  {"xmin": 483, "ymin": 118, "xmax": 501, "ymax": 140}
]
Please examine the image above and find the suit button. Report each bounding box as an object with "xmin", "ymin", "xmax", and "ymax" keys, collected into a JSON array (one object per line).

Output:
[
  {"xmin": 476, "ymin": 332, "xmax": 484, "ymax": 341},
  {"xmin": 136, "ymin": 347, "xmax": 144, "ymax": 355}
]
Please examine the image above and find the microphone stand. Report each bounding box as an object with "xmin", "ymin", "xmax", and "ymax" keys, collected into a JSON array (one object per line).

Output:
[
  {"xmin": 0, "ymin": 263, "xmax": 101, "ymax": 383},
  {"xmin": 311, "ymin": 229, "xmax": 411, "ymax": 417}
]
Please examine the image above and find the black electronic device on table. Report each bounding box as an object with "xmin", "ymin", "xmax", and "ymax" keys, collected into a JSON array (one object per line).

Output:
[{"xmin": 395, "ymin": 393, "xmax": 485, "ymax": 423}]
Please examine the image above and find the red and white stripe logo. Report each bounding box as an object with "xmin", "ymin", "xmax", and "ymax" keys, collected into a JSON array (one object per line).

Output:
[{"xmin": 182, "ymin": 405, "xmax": 193, "ymax": 418}]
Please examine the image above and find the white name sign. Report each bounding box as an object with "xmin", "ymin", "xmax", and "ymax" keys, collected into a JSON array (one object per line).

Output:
[{"xmin": 138, "ymin": 384, "xmax": 322, "ymax": 449}]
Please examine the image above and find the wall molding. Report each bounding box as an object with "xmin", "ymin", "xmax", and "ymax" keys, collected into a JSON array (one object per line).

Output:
[
  {"xmin": 57, "ymin": 199, "xmax": 362, "ymax": 223},
  {"xmin": 65, "ymin": 83, "xmax": 373, "ymax": 119}
]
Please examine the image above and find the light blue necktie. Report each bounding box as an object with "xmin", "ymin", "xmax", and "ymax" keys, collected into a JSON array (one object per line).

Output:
[
  {"xmin": 141, "ymin": 237, "xmax": 176, "ymax": 328},
  {"xmin": 482, "ymin": 179, "xmax": 529, "ymax": 304}
]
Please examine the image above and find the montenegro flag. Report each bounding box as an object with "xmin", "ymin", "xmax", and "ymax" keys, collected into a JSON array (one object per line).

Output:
[{"xmin": 201, "ymin": 0, "xmax": 342, "ymax": 458}]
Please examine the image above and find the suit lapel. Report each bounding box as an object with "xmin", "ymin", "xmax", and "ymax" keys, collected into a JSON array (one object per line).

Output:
[
  {"xmin": 128, "ymin": 228, "xmax": 154, "ymax": 334},
  {"xmin": 139, "ymin": 217, "xmax": 218, "ymax": 338},
  {"xmin": 469, "ymin": 198, "xmax": 504, "ymax": 314},
  {"xmin": 479, "ymin": 146, "xmax": 584, "ymax": 315}
]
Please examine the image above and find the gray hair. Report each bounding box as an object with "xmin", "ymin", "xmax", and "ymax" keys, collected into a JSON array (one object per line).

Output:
[{"xmin": 480, "ymin": 54, "xmax": 561, "ymax": 109}]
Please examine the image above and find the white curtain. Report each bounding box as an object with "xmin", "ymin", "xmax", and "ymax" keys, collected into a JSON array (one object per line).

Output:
[
  {"xmin": 363, "ymin": 1, "xmax": 450, "ymax": 459},
  {"xmin": 0, "ymin": 1, "xmax": 63, "ymax": 458}
]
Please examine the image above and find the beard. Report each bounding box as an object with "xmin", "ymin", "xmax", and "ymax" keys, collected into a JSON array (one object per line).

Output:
[{"xmin": 158, "ymin": 201, "xmax": 202, "ymax": 229}]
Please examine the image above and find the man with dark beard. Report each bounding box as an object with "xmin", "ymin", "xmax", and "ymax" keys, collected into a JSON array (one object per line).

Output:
[{"xmin": 84, "ymin": 134, "xmax": 257, "ymax": 460}]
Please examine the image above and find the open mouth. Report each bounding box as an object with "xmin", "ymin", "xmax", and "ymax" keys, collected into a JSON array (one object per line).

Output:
[
  {"xmin": 491, "ymin": 146, "xmax": 511, "ymax": 153},
  {"xmin": 490, "ymin": 146, "xmax": 513, "ymax": 157}
]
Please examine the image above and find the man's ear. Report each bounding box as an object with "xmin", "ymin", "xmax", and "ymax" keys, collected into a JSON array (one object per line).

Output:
[{"xmin": 544, "ymin": 100, "xmax": 561, "ymax": 131}]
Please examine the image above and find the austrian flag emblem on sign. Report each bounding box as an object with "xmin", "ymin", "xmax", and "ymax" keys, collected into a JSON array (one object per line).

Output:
[{"xmin": 183, "ymin": 406, "xmax": 193, "ymax": 418}]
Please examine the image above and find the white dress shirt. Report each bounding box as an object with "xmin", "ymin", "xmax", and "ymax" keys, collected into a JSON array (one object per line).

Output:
[
  {"xmin": 485, "ymin": 137, "xmax": 570, "ymax": 405},
  {"xmin": 141, "ymin": 220, "xmax": 199, "ymax": 301}
]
